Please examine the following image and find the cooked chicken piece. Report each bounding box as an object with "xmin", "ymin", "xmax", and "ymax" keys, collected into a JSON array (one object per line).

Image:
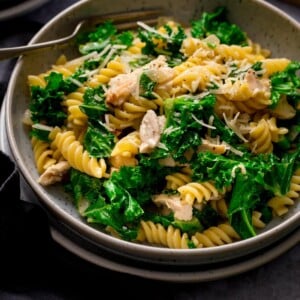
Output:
[
  {"xmin": 245, "ymin": 69, "xmax": 270, "ymax": 95},
  {"xmin": 139, "ymin": 110, "xmax": 166, "ymax": 153},
  {"xmin": 221, "ymin": 68, "xmax": 271, "ymax": 101},
  {"xmin": 153, "ymin": 194, "xmax": 193, "ymax": 221},
  {"xmin": 106, "ymin": 55, "xmax": 174, "ymax": 106},
  {"xmin": 146, "ymin": 55, "xmax": 174, "ymax": 84},
  {"xmin": 106, "ymin": 72, "xmax": 139, "ymax": 106},
  {"xmin": 38, "ymin": 161, "xmax": 70, "ymax": 186}
]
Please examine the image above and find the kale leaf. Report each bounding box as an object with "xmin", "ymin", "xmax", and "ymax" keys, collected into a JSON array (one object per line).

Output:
[
  {"xmin": 191, "ymin": 6, "xmax": 247, "ymax": 45},
  {"xmin": 29, "ymin": 72, "xmax": 67, "ymax": 126},
  {"xmin": 83, "ymin": 122, "xmax": 116, "ymax": 158},
  {"xmin": 80, "ymin": 85, "xmax": 108, "ymax": 121},
  {"xmin": 138, "ymin": 22, "xmax": 186, "ymax": 60},
  {"xmin": 270, "ymin": 61, "xmax": 300, "ymax": 108}
]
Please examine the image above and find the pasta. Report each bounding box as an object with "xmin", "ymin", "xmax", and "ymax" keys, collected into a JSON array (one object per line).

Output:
[
  {"xmin": 23, "ymin": 6, "xmax": 300, "ymax": 249},
  {"xmin": 53, "ymin": 130, "xmax": 107, "ymax": 178},
  {"xmin": 268, "ymin": 169, "xmax": 300, "ymax": 216},
  {"xmin": 191, "ymin": 223, "xmax": 240, "ymax": 247},
  {"xmin": 136, "ymin": 220, "xmax": 191, "ymax": 249},
  {"xmin": 178, "ymin": 181, "xmax": 222, "ymax": 205}
]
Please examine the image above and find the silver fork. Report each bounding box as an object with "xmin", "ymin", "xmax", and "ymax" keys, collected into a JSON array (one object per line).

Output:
[{"xmin": 0, "ymin": 8, "xmax": 162, "ymax": 61}]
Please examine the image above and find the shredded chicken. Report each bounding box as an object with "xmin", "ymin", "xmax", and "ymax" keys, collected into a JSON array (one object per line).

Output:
[
  {"xmin": 153, "ymin": 194, "xmax": 193, "ymax": 221},
  {"xmin": 105, "ymin": 73, "xmax": 138, "ymax": 106},
  {"xmin": 139, "ymin": 110, "xmax": 166, "ymax": 153},
  {"xmin": 38, "ymin": 161, "xmax": 70, "ymax": 186},
  {"xmin": 244, "ymin": 69, "xmax": 270, "ymax": 96},
  {"xmin": 106, "ymin": 55, "xmax": 174, "ymax": 106}
]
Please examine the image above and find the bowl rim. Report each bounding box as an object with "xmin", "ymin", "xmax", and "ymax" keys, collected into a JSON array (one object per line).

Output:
[{"xmin": 4, "ymin": 0, "xmax": 300, "ymax": 264}]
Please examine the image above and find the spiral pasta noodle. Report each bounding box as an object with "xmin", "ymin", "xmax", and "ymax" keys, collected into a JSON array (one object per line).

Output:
[
  {"xmin": 87, "ymin": 56, "xmax": 126, "ymax": 88},
  {"xmin": 106, "ymin": 95, "xmax": 158, "ymax": 131},
  {"xmin": 110, "ymin": 130, "xmax": 141, "ymax": 168},
  {"xmin": 192, "ymin": 223, "xmax": 240, "ymax": 247},
  {"xmin": 137, "ymin": 220, "xmax": 192, "ymax": 249},
  {"xmin": 53, "ymin": 130, "xmax": 107, "ymax": 178},
  {"xmin": 178, "ymin": 181, "xmax": 222, "ymax": 205},
  {"xmin": 62, "ymin": 88, "xmax": 88, "ymax": 128},
  {"xmin": 31, "ymin": 137, "xmax": 56, "ymax": 174}
]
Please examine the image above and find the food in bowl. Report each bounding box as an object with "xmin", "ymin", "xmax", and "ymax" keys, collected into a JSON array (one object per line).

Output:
[{"xmin": 22, "ymin": 5, "xmax": 300, "ymax": 249}]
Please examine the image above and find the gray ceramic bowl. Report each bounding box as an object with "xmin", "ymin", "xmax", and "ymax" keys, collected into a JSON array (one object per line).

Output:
[{"xmin": 5, "ymin": 0, "xmax": 300, "ymax": 267}]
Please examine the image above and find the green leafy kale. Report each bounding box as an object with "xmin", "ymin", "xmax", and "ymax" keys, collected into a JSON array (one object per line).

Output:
[
  {"xmin": 155, "ymin": 94, "xmax": 239, "ymax": 162},
  {"xmin": 138, "ymin": 23, "xmax": 186, "ymax": 60},
  {"xmin": 139, "ymin": 72, "xmax": 157, "ymax": 99},
  {"xmin": 192, "ymin": 150, "xmax": 299, "ymax": 195},
  {"xmin": 80, "ymin": 85, "xmax": 108, "ymax": 121},
  {"xmin": 29, "ymin": 127, "xmax": 51, "ymax": 142},
  {"xmin": 79, "ymin": 159, "xmax": 173, "ymax": 240},
  {"xmin": 191, "ymin": 150, "xmax": 300, "ymax": 239},
  {"xmin": 83, "ymin": 122, "xmax": 115, "ymax": 158},
  {"xmin": 191, "ymin": 6, "xmax": 247, "ymax": 45},
  {"xmin": 193, "ymin": 205, "xmax": 220, "ymax": 229},
  {"xmin": 29, "ymin": 72, "xmax": 67, "ymax": 126},
  {"xmin": 228, "ymin": 173, "xmax": 260, "ymax": 239},
  {"xmin": 29, "ymin": 69, "xmax": 89, "ymax": 127},
  {"xmin": 270, "ymin": 61, "xmax": 300, "ymax": 108},
  {"xmin": 65, "ymin": 168, "xmax": 140, "ymax": 240},
  {"xmin": 77, "ymin": 20, "xmax": 134, "ymax": 54},
  {"xmin": 157, "ymin": 95, "xmax": 216, "ymax": 162},
  {"xmin": 65, "ymin": 168, "xmax": 106, "ymax": 212}
]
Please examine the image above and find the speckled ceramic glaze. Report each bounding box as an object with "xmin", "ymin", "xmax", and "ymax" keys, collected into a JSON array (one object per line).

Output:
[{"xmin": 5, "ymin": 0, "xmax": 300, "ymax": 267}]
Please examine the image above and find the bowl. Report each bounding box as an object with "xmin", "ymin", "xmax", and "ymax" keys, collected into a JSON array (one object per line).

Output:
[{"xmin": 5, "ymin": 0, "xmax": 300, "ymax": 268}]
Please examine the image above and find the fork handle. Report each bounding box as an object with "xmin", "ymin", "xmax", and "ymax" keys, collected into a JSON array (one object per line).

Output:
[{"xmin": 0, "ymin": 38, "xmax": 70, "ymax": 61}]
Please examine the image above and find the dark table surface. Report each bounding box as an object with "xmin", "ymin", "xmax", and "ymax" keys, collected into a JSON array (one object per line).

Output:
[{"xmin": 0, "ymin": 1, "xmax": 299, "ymax": 299}]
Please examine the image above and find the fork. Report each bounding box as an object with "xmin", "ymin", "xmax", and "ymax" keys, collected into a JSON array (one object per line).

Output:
[{"xmin": 0, "ymin": 8, "xmax": 162, "ymax": 61}]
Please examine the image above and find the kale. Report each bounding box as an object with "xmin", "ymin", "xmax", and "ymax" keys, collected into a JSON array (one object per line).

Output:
[
  {"xmin": 81, "ymin": 159, "xmax": 174, "ymax": 240},
  {"xmin": 193, "ymin": 205, "xmax": 220, "ymax": 229},
  {"xmin": 63, "ymin": 68, "xmax": 88, "ymax": 94},
  {"xmin": 112, "ymin": 31, "xmax": 134, "ymax": 47},
  {"xmin": 77, "ymin": 20, "xmax": 134, "ymax": 54},
  {"xmin": 29, "ymin": 72, "xmax": 67, "ymax": 126},
  {"xmin": 192, "ymin": 149, "xmax": 300, "ymax": 239},
  {"xmin": 156, "ymin": 94, "xmax": 239, "ymax": 162},
  {"xmin": 80, "ymin": 85, "xmax": 108, "ymax": 121},
  {"xmin": 158, "ymin": 95, "xmax": 216, "ymax": 162},
  {"xmin": 65, "ymin": 168, "xmax": 106, "ymax": 211},
  {"xmin": 144, "ymin": 212, "xmax": 203, "ymax": 235},
  {"xmin": 139, "ymin": 72, "xmax": 157, "ymax": 99},
  {"xmin": 83, "ymin": 122, "xmax": 116, "ymax": 158},
  {"xmin": 228, "ymin": 173, "xmax": 260, "ymax": 239},
  {"xmin": 138, "ymin": 22, "xmax": 186, "ymax": 60},
  {"xmin": 192, "ymin": 150, "xmax": 299, "ymax": 195},
  {"xmin": 29, "ymin": 128, "xmax": 51, "ymax": 142},
  {"xmin": 84, "ymin": 202, "xmax": 139, "ymax": 240},
  {"xmin": 66, "ymin": 168, "xmax": 141, "ymax": 240},
  {"xmin": 191, "ymin": 6, "xmax": 247, "ymax": 45},
  {"xmin": 270, "ymin": 61, "xmax": 300, "ymax": 108},
  {"xmin": 29, "ymin": 68, "xmax": 89, "ymax": 127}
]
